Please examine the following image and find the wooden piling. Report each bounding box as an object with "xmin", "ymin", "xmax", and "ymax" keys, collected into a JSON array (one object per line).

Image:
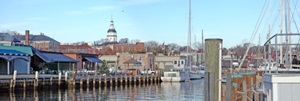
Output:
[
  {"xmin": 110, "ymin": 75, "xmax": 112, "ymax": 85},
  {"xmin": 98, "ymin": 75, "xmax": 101, "ymax": 86},
  {"xmin": 50, "ymin": 77, "xmax": 53, "ymax": 86},
  {"xmin": 125, "ymin": 75, "xmax": 127, "ymax": 85},
  {"xmin": 104, "ymin": 75, "xmax": 107, "ymax": 84},
  {"xmin": 93, "ymin": 75, "xmax": 95, "ymax": 85},
  {"xmin": 115, "ymin": 75, "xmax": 118, "ymax": 86},
  {"xmin": 23, "ymin": 79, "xmax": 26, "ymax": 90},
  {"xmin": 86, "ymin": 75, "xmax": 89, "ymax": 85},
  {"xmin": 58, "ymin": 72, "xmax": 61, "ymax": 86},
  {"xmin": 80, "ymin": 77, "xmax": 83, "ymax": 86}
]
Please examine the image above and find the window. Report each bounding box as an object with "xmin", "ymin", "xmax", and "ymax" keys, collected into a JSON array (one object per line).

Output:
[
  {"xmin": 174, "ymin": 61, "xmax": 177, "ymax": 64},
  {"xmin": 181, "ymin": 61, "xmax": 184, "ymax": 64}
]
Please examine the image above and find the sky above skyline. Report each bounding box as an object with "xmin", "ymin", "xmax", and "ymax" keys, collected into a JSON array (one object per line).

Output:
[{"xmin": 1, "ymin": 0, "xmax": 299, "ymax": 48}]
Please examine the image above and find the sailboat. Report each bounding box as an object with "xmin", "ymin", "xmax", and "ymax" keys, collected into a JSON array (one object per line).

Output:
[
  {"xmin": 186, "ymin": 0, "xmax": 201, "ymax": 80},
  {"xmin": 161, "ymin": 0, "xmax": 193, "ymax": 82}
]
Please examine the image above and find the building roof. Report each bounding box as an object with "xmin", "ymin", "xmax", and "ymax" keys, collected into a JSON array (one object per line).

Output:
[
  {"xmin": 41, "ymin": 52, "xmax": 78, "ymax": 63},
  {"xmin": 123, "ymin": 58, "xmax": 141, "ymax": 64},
  {"xmin": 19, "ymin": 34, "xmax": 59, "ymax": 43},
  {"xmin": 83, "ymin": 56, "xmax": 102, "ymax": 63},
  {"xmin": 0, "ymin": 32, "xmax": 14, "ymax": 41},
  {"xmin": 0, "ymin": 45, "xmax": 33, "ymax": 56},
  {"xmin": 0, "ymin": 32, "xmax": 60, "ymax": 43},
  {"xmin": 0, "ymin": 49, "xmax": 30, "ymax": 56}
]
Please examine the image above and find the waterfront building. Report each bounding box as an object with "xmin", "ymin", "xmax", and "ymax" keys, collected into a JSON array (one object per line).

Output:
[
  {"xmin": 155, "ymin": 56, "xmax": 186, "ymax": 70},
  {"xmin": 31, "ymin": 47, "xmax": 78, "ymax": 74},
  {"xmin": 0, "ymin": 30, "xmax": 60, "ymax": 52},
  {"xmin": 60, "ymin": 43, "xmax": 102, "ymax": 54},
  {"xmin": 63, "ymin": 53, "xmax": 102, "ymax": 71},
  {"xmin": 100, "ymin": 53, "xmax": 154, "ymax": 71},
  {"xmin": 0, "ymin": 45, "xmax": 33, "ymax": 74}
]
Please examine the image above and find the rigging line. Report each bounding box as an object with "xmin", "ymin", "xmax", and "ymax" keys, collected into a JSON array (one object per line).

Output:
[
  {"xmin": 291, "ymin": 0, "xmax": 300, "ymax": 49},
  {"xmin": 238, "ymin": 0, "xmax": 268, "ymax": 71}
]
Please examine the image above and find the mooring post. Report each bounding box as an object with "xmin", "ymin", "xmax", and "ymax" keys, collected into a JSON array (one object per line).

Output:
[
  {"xmin": 129, "ymin": 75, "xmax": 132, "ymax": 84},
  {"xmin": 110, "ymin": 74, "xmax": 112, "ymax": 85},
  {"xmin": 115, "ymin": 75, "xmax": 118, "ymax": 86},
  {"xmin": 35, "ymin": 71, "xmax": 39, "ymax": 87},
  {"xmin": 58, "ymin": 72, "xmax": 62, "ymax": 86},
  {"xmin": 134, "ymin": 76, "xmax": 136, "ymax": 84},
  {"xmin": 50, "ymin": 77, "xmax": 53, "ymax": 86},
  {"xmin": 120, "ymin": 74, "xmax": 123, "ymax": 85},
  {"xmin": 104, "ymin": 75, "xmax": 107, "ymax": 84},
  {"xmin": 93, "ymin": 75, "xmax": 96, "ymax": 85},
  {"xmin": 65, "ymin": 71, "xmax": 68, "ymax": 82},
  {"xmin": 86, "ymin": 75, "xmax": 89, "ymax": 85},
  {"xmin": 23, "ymin": 79, "xmax": 26, "ymax": 90},
  {"xmin": 139, "ymin": 75, "xmax": 141, "ymax": 84},
  {"xmin": 80, "ymin": 76, "xmax": 83, "ymax": 86},
  {"xmin": 125, "ymin": 75, "xmax": 127, "ymax": 85},
  {"xmin": 204, "ymin": 38, "xmax": 223, "ymax": 101},
  {"xmin": 12, "ymin": 70, "xmax": 17, "ymax": 89}
]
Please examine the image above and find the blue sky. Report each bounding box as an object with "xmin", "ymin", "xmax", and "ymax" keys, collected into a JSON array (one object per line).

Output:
[{"xmin": 1, "ymin": 0, "xmax": 298, "ymax": 48}]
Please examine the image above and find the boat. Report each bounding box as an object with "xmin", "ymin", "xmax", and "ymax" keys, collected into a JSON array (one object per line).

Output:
[
  {"xmin": 199, "ymin": 65, "xmax": 205, "ymax": 78},
  {"xmin": 189, "ymin": 65, "xmax": 202, "ymax": 80},
  {"xmin": 161, "ymin": 68, "xmax": 190, "ymax": 82}
]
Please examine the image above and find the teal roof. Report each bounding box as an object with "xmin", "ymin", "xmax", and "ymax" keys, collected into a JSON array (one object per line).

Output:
[{"xmin": 0, "ymin": 46, "xmax": 33, "ymax": 56}]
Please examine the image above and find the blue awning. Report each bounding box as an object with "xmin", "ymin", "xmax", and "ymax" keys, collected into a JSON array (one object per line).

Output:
[
  {"xmin": 42, "ymin": 52, "xmax": 78, "ymax": 63},
  {"xmin": 84, "ymin": 56, "xmax": 102, "ymax": 63},
  {"xmin": 0, "ymin": 49, "xmax": 31, "ymax": 56},
  {"xmin": 30, "ymin": 46, "xmax": 52, "ymax": 63}
]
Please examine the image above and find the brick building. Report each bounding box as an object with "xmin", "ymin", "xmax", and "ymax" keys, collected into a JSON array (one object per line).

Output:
[
  {"xmin": 60, "ymin": 43, "xmax": 101, "ymax": 55},
  {"xmin": 100, "ymin": 42, "xmax": 145, "ymax": 55},
  {"xmin": 0, "ymin": 30, "xmax": 60, "ymax": 51}
]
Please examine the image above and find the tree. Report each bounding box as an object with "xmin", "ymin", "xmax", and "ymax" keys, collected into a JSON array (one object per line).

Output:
[
  {"xmin": 179, "ymin": 45, "xmax": 193, "ymax": 52},
  {"xmin": 119, "ymin": 38, "xmax": 129, "ymax": 44},
  {"xmin": 99, "ymin": 60, "xmax": 109, "ymax": 74},
  {"xmin": 130, "ymin": 39, "xmax": 141, "ymax": 44},
  {"xmin": 94, "ymin": 38, "xmax": 108, "ymax": 45},
  {"xmin": 145, "ymin": 41, "xmax": 159, "ymax": 49},
  {"xmin": 166, "ymin": 43, "xmax": 181, "ymax": 51}
]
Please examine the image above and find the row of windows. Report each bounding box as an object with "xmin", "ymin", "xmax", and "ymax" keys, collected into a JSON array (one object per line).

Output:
[
  {"xmin": 174, "ymin": 61, "xmax": 184, "ymax": 65},
  {"xmin": 109, "ymin": 37, "xmax": 116, "ymax": 41}
]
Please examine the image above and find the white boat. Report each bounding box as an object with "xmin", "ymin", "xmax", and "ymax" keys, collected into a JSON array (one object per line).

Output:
[
  {"xmin": 161, "ymin": 68, "xmax": 190, "ymax": 82},
  {"xmin": 199, "ymin": 65, "xmax": 205, "ymax": 78},
  {"xmin": 189, "ymin": 65, "xmax": 202, "ymax": 80}
]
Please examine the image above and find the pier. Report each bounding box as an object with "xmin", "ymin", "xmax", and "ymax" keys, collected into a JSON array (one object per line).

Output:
[{"xmin": 0, "ymin": 71, "xmax": 161, "ymax": 92}]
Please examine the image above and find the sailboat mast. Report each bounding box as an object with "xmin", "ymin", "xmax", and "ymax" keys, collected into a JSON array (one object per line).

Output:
[
  {"xmin": 202, "ymin": 29, "xmax": 204, "ymax": 64},
  {"xmin": 280, "ymin": 0, "xmax": 283, "ymax": 66},
  {"xmin": 187, "ymin": 0, "xmax": 192, "ymax": 67}
]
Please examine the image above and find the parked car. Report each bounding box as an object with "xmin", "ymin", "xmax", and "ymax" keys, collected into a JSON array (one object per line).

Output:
[{"xmin": 141, "ymin": 68, "xmax": 156, "ymax": 75}]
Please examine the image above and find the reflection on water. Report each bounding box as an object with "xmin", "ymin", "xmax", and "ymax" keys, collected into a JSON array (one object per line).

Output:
[{"xmin": 0, "ymin": 80, "xmax": 204, "ymax": 101}]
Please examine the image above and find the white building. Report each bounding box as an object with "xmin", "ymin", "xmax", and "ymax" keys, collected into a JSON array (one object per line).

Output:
[{"xmin": 107, "ymin": 17, "xmax": 117, "ymax": 42}]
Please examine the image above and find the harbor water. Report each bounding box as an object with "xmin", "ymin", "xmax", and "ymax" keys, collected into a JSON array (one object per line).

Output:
[{"xmin": 0, "ymin": 79, "xmax": 204, "ymax": 101}]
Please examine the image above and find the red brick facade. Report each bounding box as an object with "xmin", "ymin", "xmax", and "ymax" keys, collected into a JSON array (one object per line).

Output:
[
  {"xmin": 102, "ymin": 42, "xmax": 145, "ymax": 55},
  {"xmin": 60, "ymin": 43, "xmax": 102, "ymax": 54}
]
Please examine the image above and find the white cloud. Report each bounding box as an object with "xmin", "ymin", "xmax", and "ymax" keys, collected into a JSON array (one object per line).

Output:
[{"xmin": 66, "ymin": 5, "xmax": 119, "ymax": 15}]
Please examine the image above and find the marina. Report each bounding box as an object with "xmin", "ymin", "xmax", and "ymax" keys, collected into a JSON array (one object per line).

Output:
[{"xmin": 0, "ymin": 79, "xmax": 204, "ymax": 101}]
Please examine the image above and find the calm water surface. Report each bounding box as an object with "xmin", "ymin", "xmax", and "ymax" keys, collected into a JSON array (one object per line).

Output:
[{"xmin": 0, "ymin": 79, "xmax": 204, "ymax": 101}]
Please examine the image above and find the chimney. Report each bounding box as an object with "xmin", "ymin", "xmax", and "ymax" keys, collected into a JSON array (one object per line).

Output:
[{"xmin": 25, "ymin": 30, "xmax": 29, "ymax": 45}]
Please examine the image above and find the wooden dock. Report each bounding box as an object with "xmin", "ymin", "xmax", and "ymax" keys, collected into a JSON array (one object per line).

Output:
[{"xmin": 0, "ymin": 71, "xmax": 161, "ymax": 91}]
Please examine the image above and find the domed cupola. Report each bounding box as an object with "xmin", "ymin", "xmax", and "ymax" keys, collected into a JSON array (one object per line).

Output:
[{"xmin": 107, "ymin": 16, "xmax": 117, "ymax": 42}]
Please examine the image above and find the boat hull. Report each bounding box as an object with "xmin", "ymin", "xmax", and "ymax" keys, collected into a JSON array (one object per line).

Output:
[{"xmin": 161, "ymin": 71, "xmax": 190, "ymax": 82}]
